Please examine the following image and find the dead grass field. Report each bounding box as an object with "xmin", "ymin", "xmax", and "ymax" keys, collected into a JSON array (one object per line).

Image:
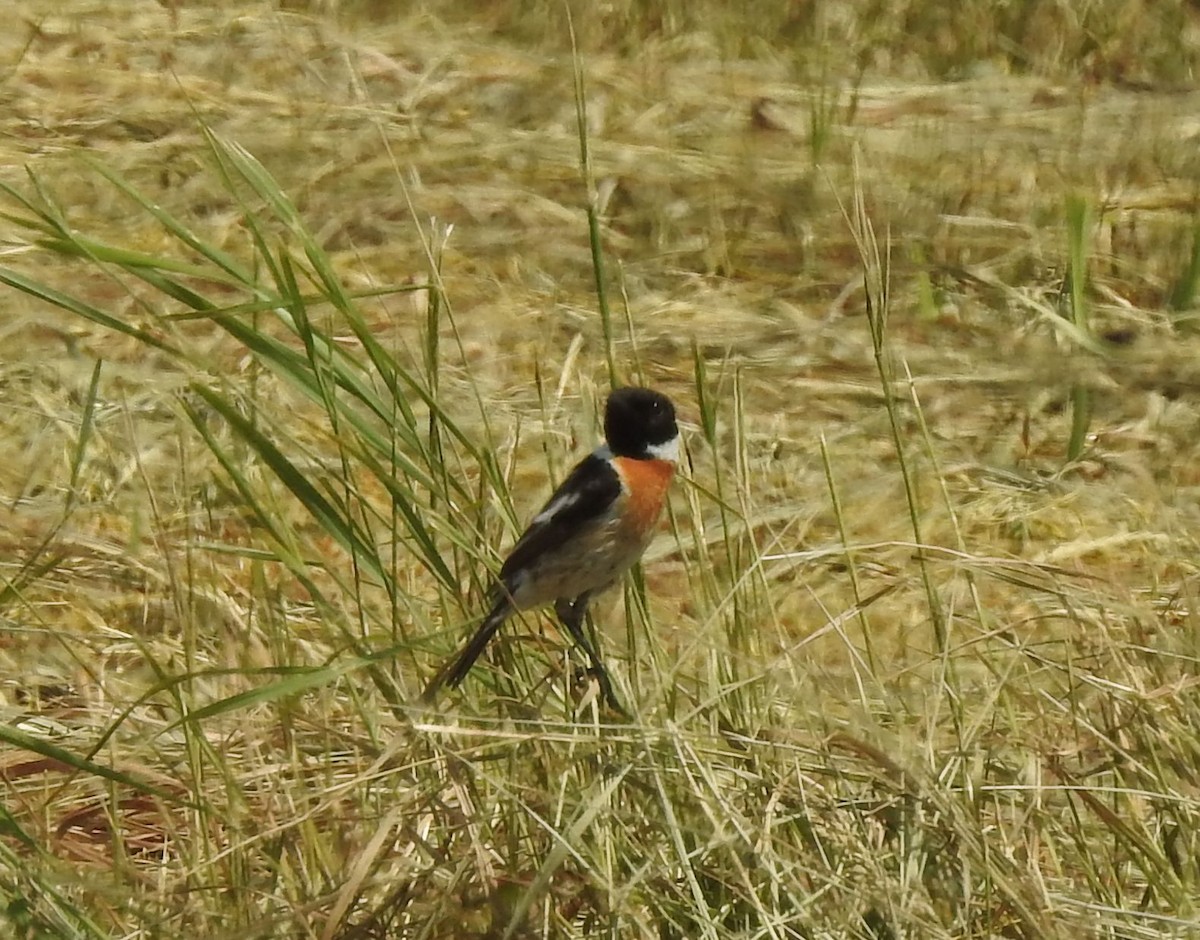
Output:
[{"xmin": 3, "ymin": 2, "xmax": 1200, "ymax": 938}]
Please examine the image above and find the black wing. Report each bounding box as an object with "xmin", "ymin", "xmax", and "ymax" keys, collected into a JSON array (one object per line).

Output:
[{"xmin": 495, "ymin": 453, "xmax": 621, "ymax": 589}]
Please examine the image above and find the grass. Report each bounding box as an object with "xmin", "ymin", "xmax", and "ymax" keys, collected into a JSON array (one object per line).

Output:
[{"xmin": 3, "ymin": 1, "xmax": 1200, "ymax": 937}]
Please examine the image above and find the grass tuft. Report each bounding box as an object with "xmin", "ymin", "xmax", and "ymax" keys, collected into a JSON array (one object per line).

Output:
[{"xmin": 2, "ymin": 2, "xmax": 1200, "ymax": 937}]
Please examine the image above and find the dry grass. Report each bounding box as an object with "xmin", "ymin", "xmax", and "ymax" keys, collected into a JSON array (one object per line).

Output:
[{"xmin": 3, "ymin": 1, "xmax": 1200, "ymax": 937}]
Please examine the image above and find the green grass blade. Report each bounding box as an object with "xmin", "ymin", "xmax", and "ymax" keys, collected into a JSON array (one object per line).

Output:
[
  {"xmin": 157, "ymin": 648, "xmax": 400, "ymax": 736},
  {"xmin": 0, "ymin": 265, "xmax": 178, "ymax": 355},
  {"xmin": 187, "ymin": 383, "xmax": 391, "ymax": 590},
  {"xmin": 0, "ymin": 724, "xmax": 194, "ymax": 807}
]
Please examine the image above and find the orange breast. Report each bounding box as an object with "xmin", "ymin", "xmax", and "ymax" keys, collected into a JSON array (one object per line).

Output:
[{"xmin": 612, "ymin": 457, "xmax": 676, "ymax": 539}]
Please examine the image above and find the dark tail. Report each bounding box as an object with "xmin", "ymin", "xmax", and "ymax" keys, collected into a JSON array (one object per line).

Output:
[{"xmin": 421, "ymin": 601, "xmax": 511, "ymax": 703}]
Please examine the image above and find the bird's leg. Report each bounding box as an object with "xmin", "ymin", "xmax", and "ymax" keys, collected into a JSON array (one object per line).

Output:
[{"xmin": 553, "ymin": 593, "xmax": 627, "ymax": 716}]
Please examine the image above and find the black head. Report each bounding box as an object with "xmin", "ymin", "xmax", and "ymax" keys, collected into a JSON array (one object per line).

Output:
[{"xmin": 604, "ymin": 387, "xmax": 679, "ymax": 460}]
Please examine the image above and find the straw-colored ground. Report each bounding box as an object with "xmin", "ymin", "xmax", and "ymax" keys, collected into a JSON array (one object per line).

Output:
[{"xmin": 4, "ymin": 2, "xmax": 1200, "ymax": 937}]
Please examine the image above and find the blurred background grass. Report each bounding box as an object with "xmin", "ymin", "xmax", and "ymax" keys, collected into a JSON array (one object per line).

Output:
[{"xmin": 3, "ymin": 1, "xmax": 1200, "ymax": 937}]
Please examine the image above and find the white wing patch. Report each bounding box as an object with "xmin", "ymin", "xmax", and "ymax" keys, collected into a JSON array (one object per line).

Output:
[{"xmin": 532, "ymin": 490, "xmax": 582, "ymax": 525}]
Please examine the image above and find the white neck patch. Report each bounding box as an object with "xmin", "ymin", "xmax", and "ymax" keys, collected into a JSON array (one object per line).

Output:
[{"xmin": 645, "ymin": 433, "xmax": 680, "ymax": 463}]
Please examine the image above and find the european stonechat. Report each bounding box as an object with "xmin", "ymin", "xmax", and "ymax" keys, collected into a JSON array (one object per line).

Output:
[{"xmin": 422, "ymin": 386, "xmax": 680, "ymax": 712}]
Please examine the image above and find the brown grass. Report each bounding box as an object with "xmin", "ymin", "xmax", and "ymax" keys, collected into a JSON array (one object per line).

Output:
[{"xmin": 3, "ymin": 1, "xmax": 1200, "ymax": 937}]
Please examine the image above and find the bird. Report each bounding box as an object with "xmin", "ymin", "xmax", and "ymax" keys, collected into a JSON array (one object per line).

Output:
[{"xmin": 422, "ymin": 386, "xmax": 680, "ymax": 713}]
